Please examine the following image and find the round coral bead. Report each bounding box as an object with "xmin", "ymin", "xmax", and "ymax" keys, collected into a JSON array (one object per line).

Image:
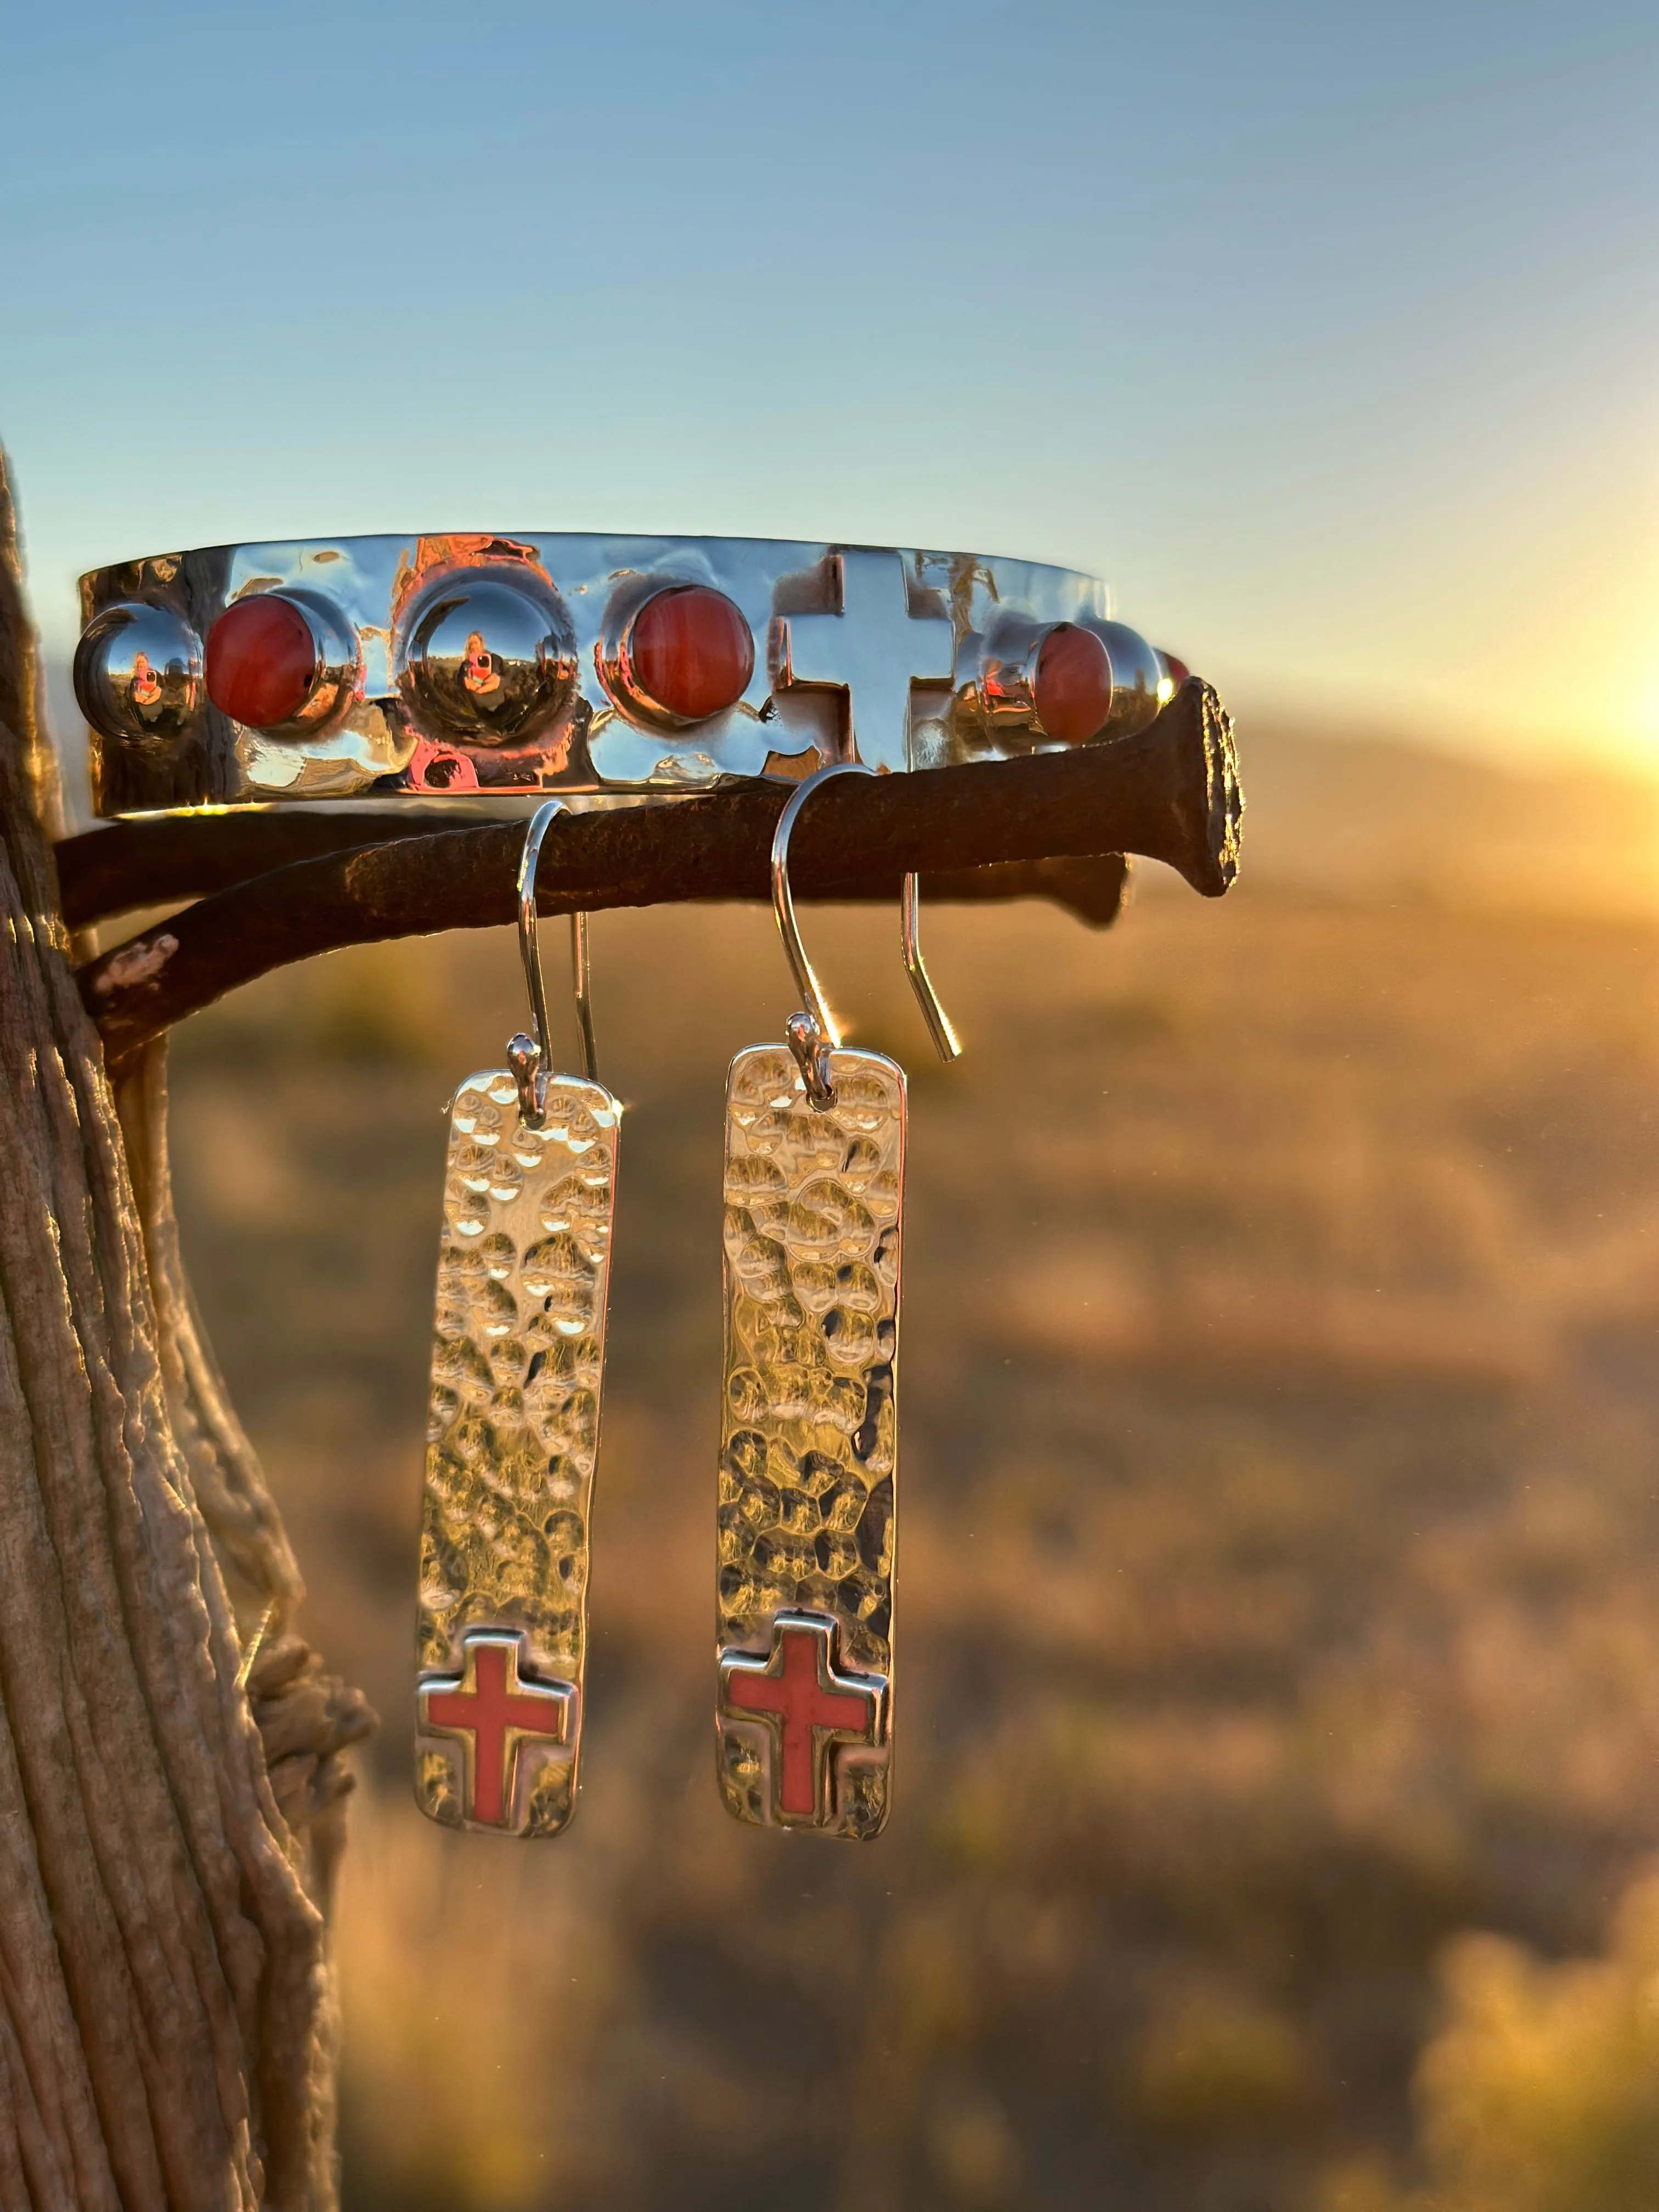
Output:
[
  {"xmin": 206, "ymin": 594, "xmax": 319, "ymax": 728},
  {"xmin": 628, "ymin": 586, "xmax": 754, "ymax": 722},
  {"xmin": 1033, "ymin": 623, "xmax": 1113, "ymax": 745}
]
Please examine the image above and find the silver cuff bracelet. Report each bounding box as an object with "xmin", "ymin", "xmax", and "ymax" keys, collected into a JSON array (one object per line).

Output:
[{"xmin": 75, "ymin": 533, "xmax": 1185, "ymax": 816}]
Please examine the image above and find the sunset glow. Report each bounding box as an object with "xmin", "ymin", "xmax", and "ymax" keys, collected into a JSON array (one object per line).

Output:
[{"xmin": 1, "ymin": 1, "xmax": 1652, "ymax": 781}]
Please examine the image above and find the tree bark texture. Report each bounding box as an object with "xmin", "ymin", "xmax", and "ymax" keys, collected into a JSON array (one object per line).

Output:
[
  {"xmin": 75, "ymin": 678, "xmax": 1239, "ymax": 1071},
  {"xmin": 0, "ymin": 453, "xmax": 369, "ymax": 2208},
  {"xmin": 58, "ymin": 810, "xmax": 1134, "ymax": 936}
]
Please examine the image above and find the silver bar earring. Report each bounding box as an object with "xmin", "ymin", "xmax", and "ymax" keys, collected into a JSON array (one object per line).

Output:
[
  {"xmin": 715, "ymin": 764, "xmax": 960, "ymax": 1838},
  {"xmin": 414, "ymin": 803, "xmax": 620, "ymax": 1836}
]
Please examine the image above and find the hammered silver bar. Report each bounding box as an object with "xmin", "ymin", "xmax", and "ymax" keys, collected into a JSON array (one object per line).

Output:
[
  {"xmin": 716, "ymin": 1043, "xmax": 903, "ymax": 1839},
  {"xmin": 415, "ymin": 1068, "xmax": 618, "ymax": 1837},
  {"xmin": 74, "ymin": 532, "xmax": 1177, "ymax": 814}
]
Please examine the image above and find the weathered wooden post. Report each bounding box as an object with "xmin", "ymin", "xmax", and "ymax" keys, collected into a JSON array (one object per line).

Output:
[{"xmin": 0, "ymin": 457, "xmax": 369, "ymax": 2209}]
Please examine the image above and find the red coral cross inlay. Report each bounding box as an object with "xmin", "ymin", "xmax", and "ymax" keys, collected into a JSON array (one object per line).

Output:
[
  {"xmin": 419, "ymin": 1630, "xmax": 572, "ymax": 1827},
  {"xmin": 721, "ymin": 1612, "xmax": 885, "ymax": 1822}
]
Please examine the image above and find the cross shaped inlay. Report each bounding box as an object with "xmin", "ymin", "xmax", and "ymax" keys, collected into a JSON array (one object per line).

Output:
[
  {"xmin": 772, "ymin": 550, "xmax": 955, "ymax": 772},
  {"xmin": 418, "ymin": 1628, "xmax": 573, "ymax": 1828},
  {"xmin": 720, "ymin": 1611, "xmax": 887, "ymax": 1823}
]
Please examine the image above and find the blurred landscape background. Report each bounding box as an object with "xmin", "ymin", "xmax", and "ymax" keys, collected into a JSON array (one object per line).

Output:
[
  {"xmin": 128, "ymin": 716, "xmax": 1659, "ymax": 2211},
  {"xmin": 8, "ymin": 0, "xmax": 1655, "ymax": 2200}
]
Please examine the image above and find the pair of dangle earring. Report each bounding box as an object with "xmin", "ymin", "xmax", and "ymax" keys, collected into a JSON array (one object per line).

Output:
[
  {"xmin": 414, "ymin": 802, "xmax": 619, "ymax": 1836},
  {"xmin": 716, "ymin": 762, "xmax": 960, "ymax": 1839},
  {"xmin": 413, "ymin": 768, "xmax": 959, "ymax": 1839}
]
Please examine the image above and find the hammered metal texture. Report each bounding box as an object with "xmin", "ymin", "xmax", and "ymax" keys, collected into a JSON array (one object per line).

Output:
[
  {"xmin": 415, "ymin": 1069, "xmax": 618, "ymax": 1836},
  {"xmin": 716, "ymin": 1045, "xmax": 904, "ymax": 1838}
]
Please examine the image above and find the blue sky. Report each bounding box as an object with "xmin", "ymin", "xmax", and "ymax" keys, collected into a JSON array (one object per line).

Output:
[{"xmin": 2, "ymin": 0, "xmax": 1654, "ymax": 766}]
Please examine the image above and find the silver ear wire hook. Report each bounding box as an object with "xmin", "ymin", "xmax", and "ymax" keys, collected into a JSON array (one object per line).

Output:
[
  {"xmin": 901, "ymin": 871, "xmax": 963, "ymax": 1065},
  {"xmin": 771, "ymin": 763, "xmax": 962, "ymax": 1111},
  {"xmin": 771, "ymin": 764, "xmax": 867, "ymax": 1105},
  {"xmin": 507, "ymin": 800, "xmax": 599, "ymax": 1124}
]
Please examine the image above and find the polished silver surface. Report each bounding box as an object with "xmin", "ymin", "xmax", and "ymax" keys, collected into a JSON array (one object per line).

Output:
[
  {"xmin": 75, "ymin": 600, "xmax": 204, "ymax": 746},
  {"xmin": 1094, "ymin": 618, "xmax": 1171, "ymax": 735},
  {"xmin": 900, "ymin": 871, "xmax": 962, "ymax": 1066},
  {"xmin": 397, "ymin": 571, "xmax": 578, "ymax": 747},
  {"xmin": 957, "ymin": 611, "xmax": 1057, "ymax": 738},
  {"xmin": 76, "ymin": 533, "xmax": 1181, "ymax": 814},
  {"xmin": 769, "ymin": 763, "xmax": 960, "ymax": 1108},
  {"xmin": 510, "ymin": 799, "xmax": 599, "ymax": 1124},
  {"xmin": 283, "ymin": 590, "xmax": 360, "ymax": 731},
  {"xmin": 770, "ymin": 761, "xmax": 871, "ymax": 1104},
  {"xmin": 772, "ymin": 549, "xmax": 954, "ymax": 776}
]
